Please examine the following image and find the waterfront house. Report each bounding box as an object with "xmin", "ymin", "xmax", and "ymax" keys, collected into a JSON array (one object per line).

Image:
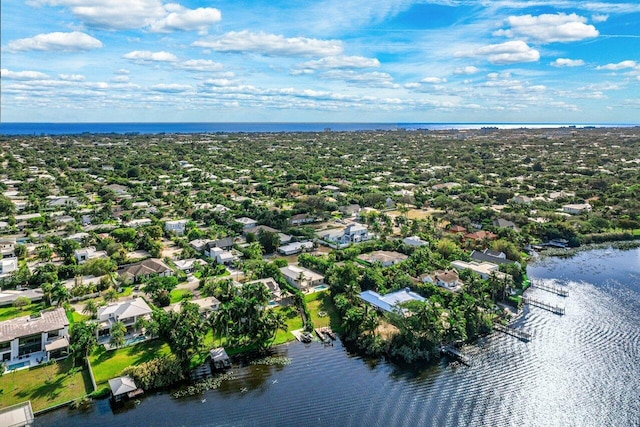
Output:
[
  {"xmin": 470, "ymin": 249, "xmax": 517, "ymax": 265},
  {"xmin": 210, "ymin": 347, "xmax": 231, "ymax": 370},
  {"xmin": 359, "ymin": 288, "xmax": 425, "ymax": 314},
  {"xmin": 451, "ymin": 260, "xmax": 512, "ymax": 282},
  {"xmin": 0, "ymin": 307, "xmax": 69, "ymax": 369},
  {"xmin": 279, "ymin": 265, "xmax": 324, "ymax": 292},
  {"xmin": 96, "ymin": 298, "xmax": 152, "ymax": 340}
]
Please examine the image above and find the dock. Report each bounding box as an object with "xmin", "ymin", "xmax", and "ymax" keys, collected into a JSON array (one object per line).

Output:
[
  {"xmin": 441, "ymin": 346, "xmax": 471, "ymax": 366},
  {"xmin": 531, "ymin": 282, "xmax": 569, "ymax": 297},
  {"xmin": 494, "ymin": 324, "xmax": 532, "ymax": 342},
  {"xmin": 523, "ymin": 297, "xmax": 565, "ymax": 315}
]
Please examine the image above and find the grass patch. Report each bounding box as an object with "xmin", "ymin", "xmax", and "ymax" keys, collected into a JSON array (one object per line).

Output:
[
  {"xmin": 169, "ymin": 288, "xmax": 193, "ymax": 304},
  {"xmin": 305, "ymin": 291, "xmax": 342, "ymax": 333},
  {"xmin": 118, "ymin": 286, "xmax": 133, "ymax": 297},
  {"xmin": 271, "ymin": 305, "xmax": 303, "ymax": 345},
  {"xmin": 0, "ymin": 302, "xmax": 48, "ymax": 322},
  {"xmin": 89, "ymin": 339, "xmax": 171, "ymax": 387},
  {"xmin": 0, "ymin": 358, "xmax": 92, "ymax": 412}
]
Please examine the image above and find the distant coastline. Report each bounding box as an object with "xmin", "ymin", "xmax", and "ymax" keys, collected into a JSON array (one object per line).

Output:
[{"xmin": 1, "ymin": 122, "xmax": 638, "ymax": 136}]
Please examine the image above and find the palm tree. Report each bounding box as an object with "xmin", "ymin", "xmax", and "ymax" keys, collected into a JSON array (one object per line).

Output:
[
  {"xmin": 103, "ymin": 288, "xmax": 118, "ymax": 303},
  {"xmin": 52, "ymin": 282, "xmax": 70, "ymax": 307},
  {"xmin": 82, "ymin": 300, "xmax": 99, "ymax": 318},
  {"xmin": 109, "ymin": 321, "xmax": 127, "ymax": 349}
]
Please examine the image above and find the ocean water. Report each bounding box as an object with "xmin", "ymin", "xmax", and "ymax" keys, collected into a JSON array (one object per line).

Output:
[
  {"xmin": 1, "ymin": 122, "xmax": 636, "ymax": 135},
  {"xmin": 37, "ymin": 247, "xmax": 640, "ymax": 427}
]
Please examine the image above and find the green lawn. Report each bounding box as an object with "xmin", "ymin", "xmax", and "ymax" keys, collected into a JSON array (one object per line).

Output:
[
  {"xmin": 0, "ymin": 302, "xmax": 48, "ymax": 322},
  {"xmin": 305, "ymin": 291, "xmax": 343, "ymax": 333},
  {"xmin": 169, "ymin": 288, "xmax": 193, "ymax": 304},
  {"xmin": 0, "ymin": 358, "xmax": 92, "ymax": 412},
  {"xmin": 89, "ymin": 339, "xmax": 171, "ymax": 387}
]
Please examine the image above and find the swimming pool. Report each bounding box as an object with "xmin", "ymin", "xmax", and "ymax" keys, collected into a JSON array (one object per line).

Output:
[
  {"xmin": 124, "ymin": 335, "xmax": 147, "ymax": 346},
  {"xmin": 7, "ymin": 360, "xmax": 30, "ymax": 371},
  {"xmin": 313, "ymin": 285, "xmax": 329, "ymax": 291}
]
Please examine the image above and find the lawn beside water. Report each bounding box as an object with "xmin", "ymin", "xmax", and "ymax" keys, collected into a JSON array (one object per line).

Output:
[{"xmin": 0, "ymin": 358, "xmax": 92, "ymax": 412}]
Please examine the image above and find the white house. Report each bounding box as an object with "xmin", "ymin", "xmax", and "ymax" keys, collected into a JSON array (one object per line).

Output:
[
  {"xmin": 164, "ymin": 219, "xmax": 189, "ymax": 236},
  {"xmin": 0, "ymin": 307, "xmax": 69, "ymax": 369},
  {"xmin": 320, "ymin": 223, "xmax": 371, "ymax": 247},
  {"xmin": 359, "ymin": 288, "xmax": 425, "ymax": 314},
  {"xmin": 402, "ymin": 235, "xmax": 429, "ymax": 247},
  {"xmin": 0, "ymin": 257, "xmax": 18, "ymax": 280},
  {"xmin": 357, "ymin": 251, "xmax": 408, "ymax": 267},
  {"xmin": 96, "ymin": 298, "xmax": 153, "ymax": 339},
  {"xmin": 235, "ymin": 217, "xmax": 258, "ymax": 230},
  {"xmin": 74, "ymin": 247, "xmax": 108, "ymax": 264},
  {"xmin": 278, "ymin": 241, "xmax": 314, "ymax": 256},
  {"xmin": 125, "ymin": 218, "xmax": 152, "ymax": 228},
  {"xmin": 279, "ymin": 265, "xmax": 324, "ymax": 292},
  {"xmin": 246, "ymin": 277, "xmax": 283, "ymax": 301},
  {"xmin": 451, "ymin": 260, "xmax": 512, "ymax": 282},
  {"xmin": 420, "ymin": 270, "xmax": 463, "ymax": 291},
  {"xmin": 562, "ymin": 203, "xmax": 592, "ymax": 215},
  {"xmin": 209, "ymin": 247, "xmax": 235, "ymax": 265}
]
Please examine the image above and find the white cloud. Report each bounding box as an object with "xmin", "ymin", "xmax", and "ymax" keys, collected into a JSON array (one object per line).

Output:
[
  {"xmin": 296, "ymin": 55, "xmax": 380, "ymax": 70},
  {"xmin": 592, "ymin": 14, "xmax": 609, "ymax": 23},
  {"xmin": 110, "ymin": 75, "xmax": 130, "ymax": 83},
  {"xmin": 404, "ymin": 82, "xmax": 421, "ymax": 89},
  {"xmin": 193, "ymin": 31, "xmax": 343, "ymax": 57},
  {"xmin": 1, "ymin": 69, "xmax": 50, "ymax": 80},
  {"xmin": 321, "ymin": 70, "xmax": 399, "ymax": 88},
  {"xmin": 123, "ymin": 50, "xmax": 178, "ymax": 62},
  {"xmin": 421, "ymin": 77, "xmax": 447, "ymax": 84},
  {"xmin": 454, "ymin": 66, "xmax": 479, "ymax": 75},
  {"xmin": 175, "ymin": 59, "xmax": 224, "ymax": 72},
  {"xmin": 551, "ymin": 58, "xmax": 585, "ymax": 67},
  {"xmin": 457, "ymin": 41, "xmax": 539, "ymax": 65},
  {"xmin": 148, "ymin": 5, "xmax": 221, "ymax": 34},
  {"xmin": 150, "ymin": 83, "xmax": 193, "ymax": 92},
  {"xmin": 494, "ymin": 13, "xmax": 598, "ymax": 43},
  {"xmin": 7, "ymin": 31, "xmax": 102, "ymax": 52},
  {"xmin": 59, "ymin": 74, "xmax": 86, "ymax": 81},
  {"xmin": 115, "ymin": 69, "xmax": 130, "ymax": 75},
  {"xmin": 596, "ymin": 60, "xmax": 636, "ymax": 70}
]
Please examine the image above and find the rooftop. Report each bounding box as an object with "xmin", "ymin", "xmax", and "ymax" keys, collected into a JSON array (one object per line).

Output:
[{"xmin": 0, "ymin": 307, "xmax": 68, "ymax": 342}]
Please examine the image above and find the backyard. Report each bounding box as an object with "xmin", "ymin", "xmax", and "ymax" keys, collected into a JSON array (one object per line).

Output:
[{"xmin": 0, "ymin": 358, "xmax": 92, "ymax": 412}]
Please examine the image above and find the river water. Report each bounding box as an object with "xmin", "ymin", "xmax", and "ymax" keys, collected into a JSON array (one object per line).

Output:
[{"xmin": 37, "ymin": 247, "xmax": 640, "ymax": 426}]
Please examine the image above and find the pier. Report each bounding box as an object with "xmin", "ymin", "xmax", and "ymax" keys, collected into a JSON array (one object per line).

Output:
[
  {"xmin": 523, "ymin": 297, "xmax": 565, "ymax": 315},
  {"xmin": 441, "ymin": 346, "xmax": 471, "ymax": 366},
  {"xmin": 531, "ymin": 282, "xmax": 569, "ymax": 297},
  {"xmin": 494, "ymin": 324, "xmax": 532, "ymax": 342}
]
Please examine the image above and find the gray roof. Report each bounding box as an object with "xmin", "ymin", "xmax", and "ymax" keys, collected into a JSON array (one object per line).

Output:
[
  {"xmin": 0, "ymin": 289, "xmax": 43, "ymax": 306},
  {"xmin": 109, "ymin": 376, "xmax": 138, "ymax": 396},
  {"xmin": 0, "ymin": 401, "xmax": 34, "ymax": 427},
  {"xmin": 359, "ymin": 289, "xmax": 425, "ymax": 313},
  {"xmin": 0, "ymin": 307, "xmax": 68, "ymax": 342},
  {"xmin": 470, "ymin": 250, "xmax": 515, "ymax": 265},
  {"xmin": 97, "ymin": 298, "xmax": 152, "ymax": 321}
]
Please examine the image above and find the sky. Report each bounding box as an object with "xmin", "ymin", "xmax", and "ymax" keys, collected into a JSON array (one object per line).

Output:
[{"xmin": 1, "ymin": 0, "xmax": 640, "ymax": 123}]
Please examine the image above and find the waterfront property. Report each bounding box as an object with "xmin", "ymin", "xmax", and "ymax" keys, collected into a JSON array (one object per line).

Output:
[
  {"xmin": 451, "ymin": 260, "xmax": 512, "ymax": 282},
  {"xmin": 109, "ymin": 375, "xmax": 143, "ymax": 403},
  {"xmin": 280, "ymin": 265, "xmax": 324, "ymax": 292},
  {"xmin": 0, "ymin": 401, "xmax": 34, "ymax": 427},
  {"xmin": 96, "ymin": 298, "xmax": 152, "ymax": 342},
  {"xmin": 0, "ymin": 307, "xmax": 69, "ymax": 369},
  {"xmin": 359, "ymin": 288, "xmax": 426, "ymax": 314},
  {"xmin": 209, "ymin": 347, "xmax": 231, "ymax": 370}
]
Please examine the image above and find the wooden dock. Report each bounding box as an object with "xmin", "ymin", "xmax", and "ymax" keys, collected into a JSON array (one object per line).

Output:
[
  {"xmin": 523, "ymin": 297, "xmax": 565, "ymax": 315},
  {"xmin": 494, "ymin": 324, "xmax": 532, "ymax": 342},
  {"xmin": 441, "ymin": 346, "xmax": 471, "ymax": 366},
  {"xmin": 531, "ymin": 282, "xmax": 569, "ymax": 297}
]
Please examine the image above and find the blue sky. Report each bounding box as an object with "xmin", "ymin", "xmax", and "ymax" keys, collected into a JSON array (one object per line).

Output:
[{"xmin": 1, "ymin": 0, "xmax": 639, "ymax": 123}]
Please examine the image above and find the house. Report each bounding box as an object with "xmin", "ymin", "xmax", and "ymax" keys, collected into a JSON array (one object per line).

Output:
[
  {"xmin": 74, "ymin": 247, "xmax": 108, "ymax": 264},
  {"xmin": 68, "ymin": 232, "xmax": 89, "ymax": 243},
  {"xmin": 357, "ymin": 251, "xmax": 408, "ymax": 267},
  {"xmin": 164, "ymin": 219, "xmax": 189, "ymax": 236},
  {"xmin": 109, "ymin": 375, "xmax": 143, "ymax": 403},
  {"xmin": 96, "ymin": 298, "xmax": 152, "ymax": 339},
  {"xmin": 204, "ymin": 237, "xmax": 234, "ymax": 255},
  {"xmin": 338, "ymin": 204, "xmax": 361, "ymax": 218},
  {"xmin": 470, "ymin": 249, "xmax": 516, "ymax": 265},
  {"xmin": 288, "ymin": 214, "xmax": 316, "ymax": 226},
  {"xmin": 246, "ymin": 277, "xmax": 282, "ymax": 301},
  {"xmin": 0, "ymin": 401, "xmax": 34, "ymax": 427},
  {"xmin": 320, "ymin": 223, "xmax": 371, "ymax": 246},
  {"xmin": 0, "ymin": 238, "xmax": 16, "ymax": 258},
  {"xmin": 173, "ymin": 258, "xmax": 207, "ymax": 274},
  {"xmin": 278, "ymin": 241, "xmax": 314, "ymax": 256},
  {"xmin": 451, "ymin": 260, "xmax": 512, "ymax": 282},
  {"xmin": 448, "ymin": 225, "xmax": 467, "ymax": 234},
  {"xmin": 235, "ymin": 217, "xmax": 258, "ymax": 230},
  {"xmin": 402, "ymin": 235, "xmax": 428, "ymax": 247},
  {"xmin": 125, "ymin": 218, "xmax": 152, "ymax": 228},
  {"xmin": 420, "ymin": 270, "xmax": 463, "ymax": 291},
  {"xmin": 562, "ymin": 203, "xmax": 592, "ymax": 215},
  {"xmin": 493, "ymin": 218, "xmax": 517, "ymax": 229},
  {"xmin": 208, "ymin": 247, "xmax": 235, "ymax": 265},
  {"xmin": 359, "ymin": 288, "xmax": 425, "ymax": 314},
  {"xmin": 0, "ymin": 257, "xmax": 18, "ymax": 280},
  {"xmin": 279, "ymin": 265, "xmax": 324, "ymax": 292},
  {"xmin": 0, "ymin": 289, "xmax": 44, "ymax": 307},
  {"xmin": 210, "ymin": 347, "xmax": 231, "ymax": 370},
  {"xmin": 168, "ymin": 297, "xmax": 221, "ymax": 316},
  {"xmin": 464, "ymin": 230, "xmax": 497, "ymax": 241},
  {"xmin": 189, "ymin": 239, "xmax": 210, "ymax": 253},
  {"xmin": 118, "ymin": 258, "xmax": 172, "ymax": 282},
  {"xmin": 511, "ymin": 195, "xmax": 532, "ymax": 204},
  {"xmin": 0, "ymin": 307, "xmax": 69, "ymax": 368}
]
